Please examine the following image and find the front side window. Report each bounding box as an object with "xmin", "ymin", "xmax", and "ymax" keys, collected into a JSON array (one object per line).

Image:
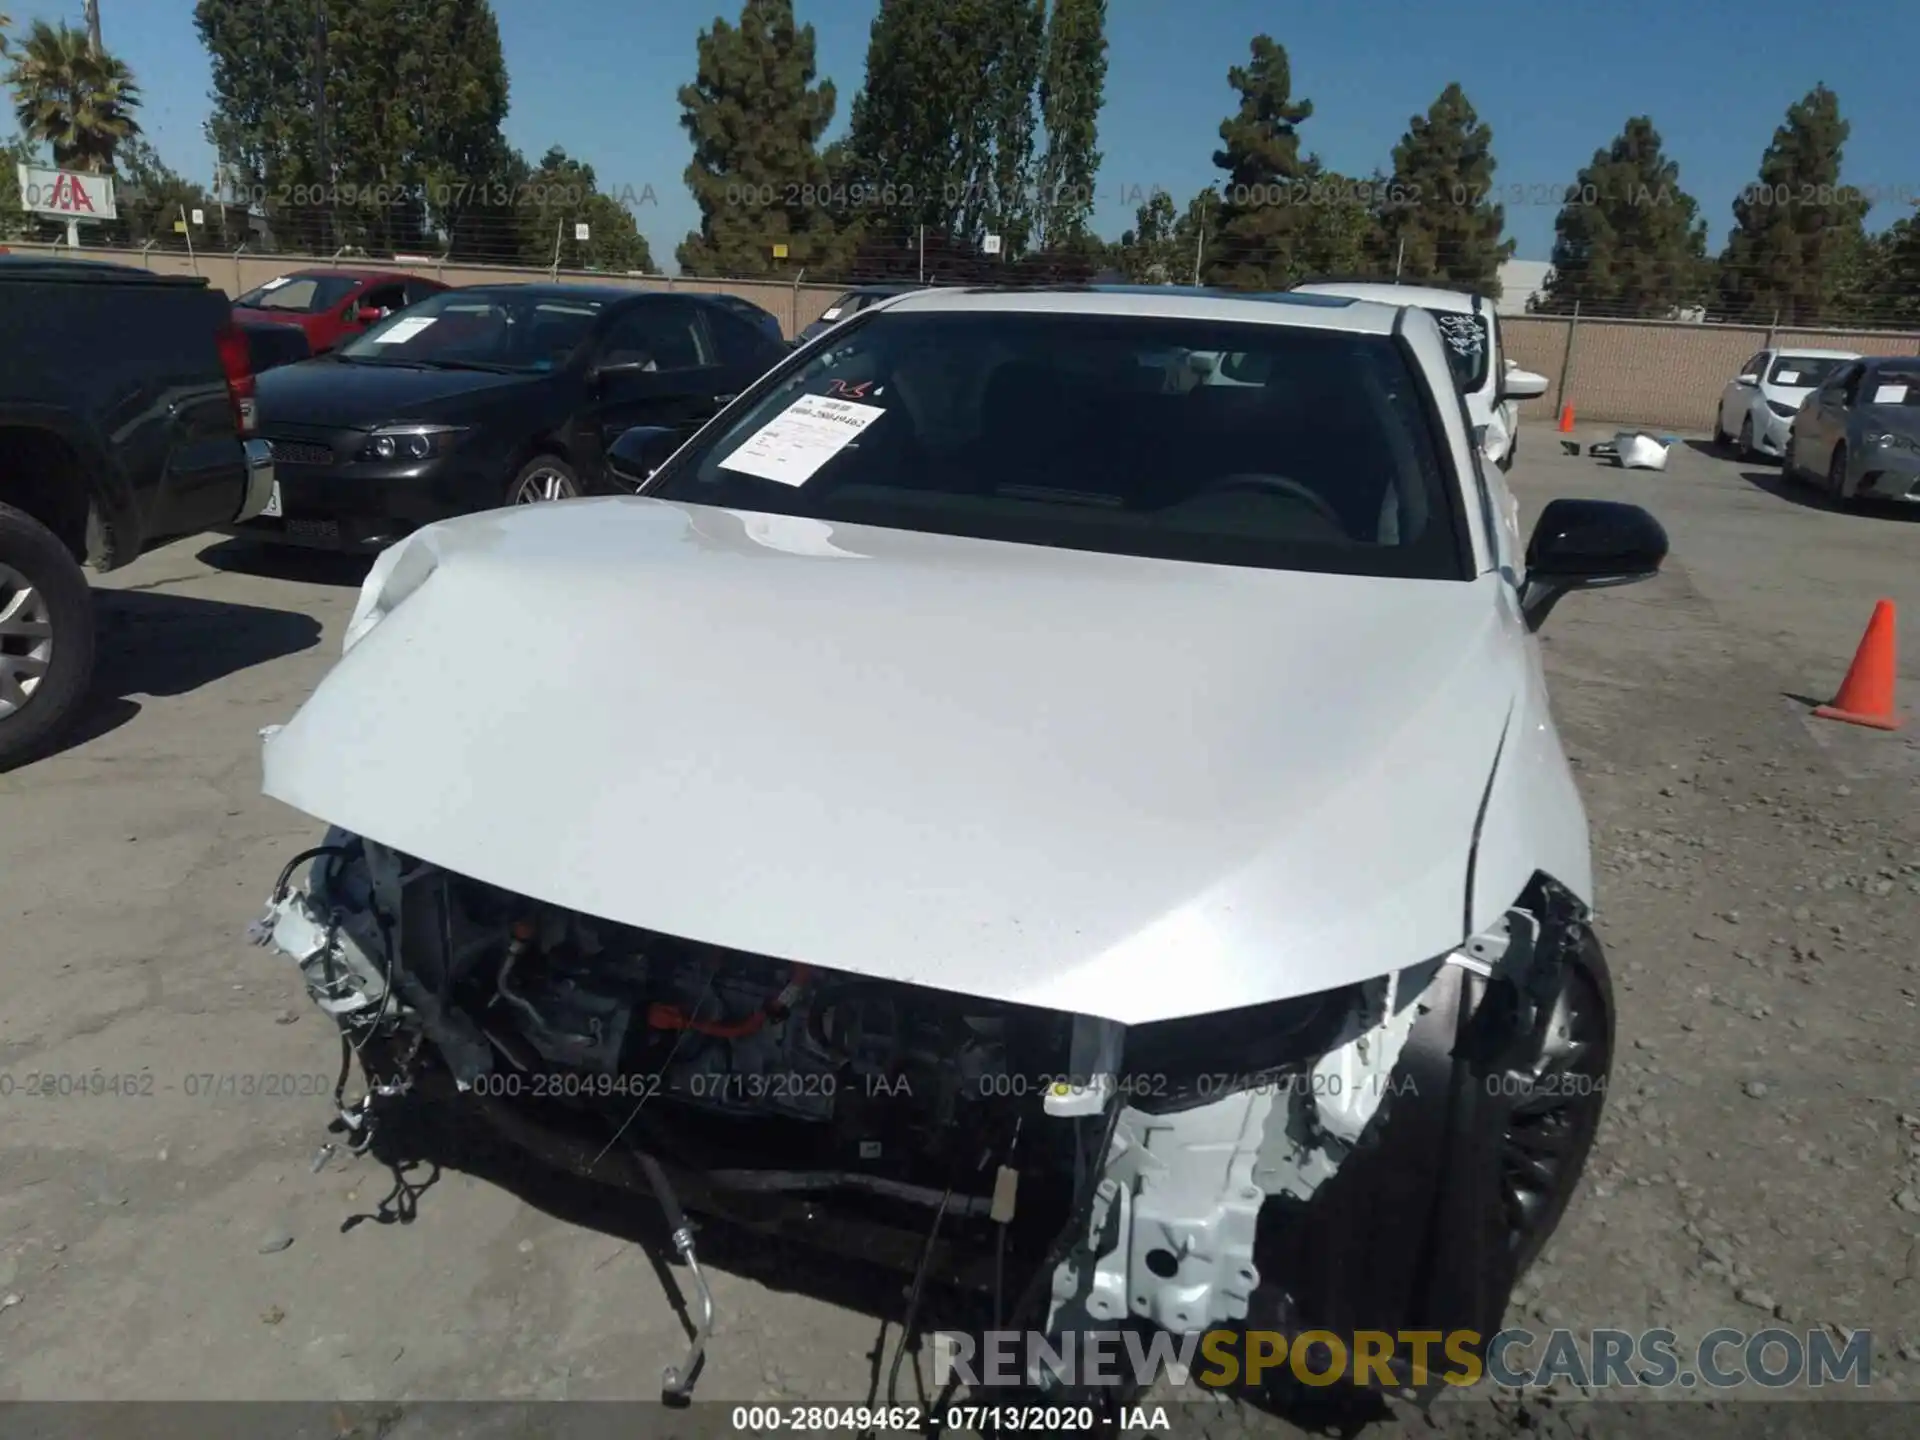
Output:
[
  {"xmin": 644, "ymin": 310, "xmax": 1470, "ymax": 581},
  {"xmin": 337, "ymin": 291, "xmax": 606, "ymax": 371},
  {"xmin": 597, "ymin": 303, "xmax": 715, "ymax": 373},
  {"xmin": 236, "ymin": 274, "xmax": 361, "ymax": 313},
  {"xmin": 1427, "ymin": 309, "xmax": 1490, "ymax": 392},
  {"xmin": 1864, "ymin": 364, "xmax": 1920, "ymax": 408}
]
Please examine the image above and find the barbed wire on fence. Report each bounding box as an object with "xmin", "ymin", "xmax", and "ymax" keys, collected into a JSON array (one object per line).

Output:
[{"xmin": 10, "ymin": 205, "xmax": 1919, "ymax": 333}]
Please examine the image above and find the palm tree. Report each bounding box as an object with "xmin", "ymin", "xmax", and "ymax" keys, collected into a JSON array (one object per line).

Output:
[{"xmin": 4, "ymin": 19, "xmax": 141, "ymax": 174}]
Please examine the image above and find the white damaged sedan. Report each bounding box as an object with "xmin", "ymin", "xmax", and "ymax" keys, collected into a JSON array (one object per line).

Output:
[{"xmin": 250, "ymin": 287, "xmax": 1667, "ymax": 1405}]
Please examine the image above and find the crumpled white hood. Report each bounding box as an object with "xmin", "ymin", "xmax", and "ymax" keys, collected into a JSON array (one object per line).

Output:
[{"xmin": 263, "ymin": 499, "xmax": 1515, "ymax": 1024}]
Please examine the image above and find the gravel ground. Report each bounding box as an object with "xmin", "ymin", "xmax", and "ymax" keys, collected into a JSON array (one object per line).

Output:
[{"xmin": 0, "ymin": 427, "xmax": 1915, "ymax": 1436}]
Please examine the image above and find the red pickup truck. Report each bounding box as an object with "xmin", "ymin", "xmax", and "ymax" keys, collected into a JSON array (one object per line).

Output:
[{"xmin": 229, "ymin": 268, "xmax": 450, "ymax": 354}]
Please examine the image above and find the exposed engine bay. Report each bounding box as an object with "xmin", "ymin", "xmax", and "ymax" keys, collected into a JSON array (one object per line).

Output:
[{"xmin": 252, "ymin": 828, "xmax": 1500, "ymax": 1402}]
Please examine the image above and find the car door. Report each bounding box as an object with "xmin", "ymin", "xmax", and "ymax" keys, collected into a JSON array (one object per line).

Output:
[
  {"xmin": 344, "ymin": 281, "xmax": 407, "ymax": 338},
  {"xmin": 1831, "ymin": 362, "xmax": 1872, "ymax": 460},
  {"xmin": 1488, "ymin": 306, "xmax": 1518, "ymax": 446},
  {"xmin": 573, "ymin": 298, "xmax": 730, "ymax": 486},
  {"xmin": 1725, "ymin": 350, "xmax": 1767, "ymax": 434},
  {"xmin": 1801, "ymin": 363, "xmax": 1860, "ymax": 472}
]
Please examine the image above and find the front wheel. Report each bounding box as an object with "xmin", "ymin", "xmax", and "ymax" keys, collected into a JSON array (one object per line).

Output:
[
  {"xmin": 506, "ymin": 455, "xmax": 581, "ymax": 506},
  {"xmin": 1737, "ymin": 414, "xmax": 1755, "ymax": 462},
  {"xmin": 0, "ymin": 502, "xmax": 96, "ymax": 770},
  {"xmin": 1496, "ymin": 929, "xmax": 1614, "ymax": 1272},
  {"xmin": 1712, "ymin": 412, "xmax": 1730, "ymax": 448},
  {"xmin": 1827, "ymin": 443, "xmax": 1851, "ymax": 509}
]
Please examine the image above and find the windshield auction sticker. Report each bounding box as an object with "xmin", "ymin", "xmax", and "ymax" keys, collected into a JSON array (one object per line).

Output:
[
  {"xmin": 719, "ymin": 392, "xmax": 885, "ymax": 487},
  {"xmin": 1872, "ymin": 384, "xmax": 1909, "ymax": 405},
  {"xmin": 372, "ymin": 316, "xmax": 437, "ymax": 345}
]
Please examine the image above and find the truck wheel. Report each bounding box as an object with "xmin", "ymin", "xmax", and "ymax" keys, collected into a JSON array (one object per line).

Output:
[{"xmin": 0, "ymin": 502, "xmax": 96, "ymax": 769}]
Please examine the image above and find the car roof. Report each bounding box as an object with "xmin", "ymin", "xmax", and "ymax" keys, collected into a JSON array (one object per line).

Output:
[
  {"xmin": 264, "ymin": 268, "xmax": 424, "ymax": 283},
  {"xmin": 1772, "ymin": 347, "xmax": 1862, "ymax": 360},
  {"xmin": 1290, "ymin": 279, "xmax": 1484, "ymax": 313},
  {"xmin": 874, "ymin": 284, "xmax": 1399, "ymax": 334},
  {"xmin": 443, "ymin": 282, "xmax": 651, "ymax": 304}
]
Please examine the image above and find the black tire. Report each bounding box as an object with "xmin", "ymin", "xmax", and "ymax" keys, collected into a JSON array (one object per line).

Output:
[
  {"xmin": 1827, "ymin": 443, "xmax": 1851, "ymax": 509},
  {"xmin": 1498, "ymin": 927, "xmax": 1614, "ymax": 1275},
  {"xmin": 1736, "ymin": 414, "xmax": 1755, "ymax": 462},
  {"xmin": 0, "ymin": 502, "xmax": 96, "ymax": 771},
  {"xmin": 1782, "ymin": 428, "xmax": 1801, "ymax": 483},
  {"xmin": 1711, "ymin": 412, "xmax": 1729, "ymax": 448},
  {"xmin": 504, "ymin": 454, "xmax": 581, "ymax": 506}
]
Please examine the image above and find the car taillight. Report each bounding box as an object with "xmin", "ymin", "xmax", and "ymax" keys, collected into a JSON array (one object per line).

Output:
[{"xmin": 216, "ymin": 320, "xmax": 257, "ymax": 435}]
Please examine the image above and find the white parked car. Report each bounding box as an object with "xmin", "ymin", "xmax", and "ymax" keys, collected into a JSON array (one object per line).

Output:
[
  {"xmin": 1289, "ymin": 280, "xmax": 1550, "ymax": 475},
  {"xmin": 251, "ymin": 288, "xmax": 1666, "ymax": 1408},
  {"xmin": 1713, "ymin": 346, "xmax": 1859, "ymax": 462}
]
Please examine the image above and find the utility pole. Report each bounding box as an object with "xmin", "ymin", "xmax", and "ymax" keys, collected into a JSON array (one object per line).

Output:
[
  {"xmin": 1192, "ymin": 223, "xmax": 1204, "ymax": 286},
  {"xmin": 313, "ymin": 1, "xmax": 331, "ymax": 255},
  {"xmin": 1394, "ymin": 236, "xmax": 1405, "ymax": 281}
]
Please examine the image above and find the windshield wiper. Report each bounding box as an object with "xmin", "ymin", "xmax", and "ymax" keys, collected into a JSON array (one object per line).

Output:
[{"xmin": 403, "ymin": 358, "xmax": 520, "ymax": 373}]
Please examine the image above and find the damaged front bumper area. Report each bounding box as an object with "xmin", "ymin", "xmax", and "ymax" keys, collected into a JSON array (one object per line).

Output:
[{"xmin": 249, "ymin": 831, "xmax": 1599, "ymax": 1403}]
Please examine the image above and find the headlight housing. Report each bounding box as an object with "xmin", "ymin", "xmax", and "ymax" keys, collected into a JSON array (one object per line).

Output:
[
  {"xmin": 1865, "ymin": 430, "xmax": 1920, "ymax": 455},
  {"xmin": 1765, "ymin": 400, "xmax": 1798, "ymax": 419},
  {"xmin": 355, "ymin": 423, "xmax": 466, "ymax": 463}
]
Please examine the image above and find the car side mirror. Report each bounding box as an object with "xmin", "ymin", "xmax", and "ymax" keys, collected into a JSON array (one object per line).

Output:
[
  {"xmin": 1499, "ymin": 366, "xmax": 1549, "ymax": 401},
  {"xmin": 1519, "ymin": 498, "xmax": 1668, "ymax": 631},
  {"xmin": 591, "ymin": 359, "xmax": 655, "ymax": 387},
  {"xmin": 1735, "ymin": 373, "xmax": 1759, "ymax": 386},
  {"xmin": 607, "ymin": 425, "xmax": 681, "ymax": 488},
  {"xmin": 355, "ymin": 306, "xmax": 385, "ymax": 324}
]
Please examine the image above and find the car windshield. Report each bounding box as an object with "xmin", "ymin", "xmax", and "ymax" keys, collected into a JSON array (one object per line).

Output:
[
  {"xmin": 235, "ymin": 274, "xmax": 361, "ymax": 313},
  {"xmin": 1426, "ymin": 309, "xmax": 1489, "ymax": 391},
  {"xmin": 336, "ymin": 290, "xmax": 605, "ymax": 371},
  {"xmin": 1865, "ymin": 367, "xmax": 1920, "ymax": 407},
  {"xmin": 815, "ymin": 292, "xmax": 868, "ymax": 323},
  {"xmin": 644, "ymin": 309, "xmax": 1467, "ymax": 581},
  {"xmin": 1770, "ymin": 355, "xmax": 1847, "ymax": 388}
]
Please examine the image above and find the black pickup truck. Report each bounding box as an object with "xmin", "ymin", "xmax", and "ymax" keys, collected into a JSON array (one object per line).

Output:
[{"xmin": 0, "ymin": 255, "xmax": 275, "ymax": 767}]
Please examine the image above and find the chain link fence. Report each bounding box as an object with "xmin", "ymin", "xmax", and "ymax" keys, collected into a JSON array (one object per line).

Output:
[{"xmin": 17, "ymin": 236, "xmax": 1917, "ymax": 435}]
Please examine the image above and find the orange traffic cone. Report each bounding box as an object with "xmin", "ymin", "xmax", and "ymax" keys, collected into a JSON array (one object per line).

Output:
[
  {"xmin": 1813, "ymin": 599, "xmax": 1902, "ymax": 731},
  {"xmin": 1558, "ymin": 404, "xmax": 1575, "ymax": 433}
]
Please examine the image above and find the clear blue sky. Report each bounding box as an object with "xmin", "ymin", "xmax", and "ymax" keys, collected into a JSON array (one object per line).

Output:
[{"xmin": 7, "ymin": 0, "xmax": 1916, "ymax": 271}]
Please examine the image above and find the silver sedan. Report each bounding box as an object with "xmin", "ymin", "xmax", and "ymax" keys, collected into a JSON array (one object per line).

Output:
[{"xmin": 1784, "ymin": 356, "xmax": 1920, "ymax": 508}]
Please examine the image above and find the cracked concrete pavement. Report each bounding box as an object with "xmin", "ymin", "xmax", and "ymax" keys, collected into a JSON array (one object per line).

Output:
[{"xmin": 1, "ymin": 428, "xmax": 1916, "ymax": 1435}]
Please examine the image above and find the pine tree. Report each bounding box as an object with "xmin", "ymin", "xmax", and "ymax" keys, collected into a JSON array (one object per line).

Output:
[
  {"xmin": 1536, "ymin": 117, "xmax": 1708, "ymax": 317},
  {"xmin": 1376, "ymin": 82, "xmax": 1512, "ymax": 293},
  {"xmin": 843, "ymin": 0, "xmax": 1046, "ymax": 252},
  {"xmin": 1292, "ymin": 162, "xmax": 1382, "ymax": 277},
  {"xmin": 110, "ymin": 136, "xmax": 221, "ymax": 249},
  {"xmin": 1031, "ymin": 0, "xmax": 1106, "ymax": 252},
  {"xmin": 514, "ymin": 146, "xmax": 653, "ymax": 273},
  {"xmin": 1116, "ymin": 186, "xmax": 1180, "ymax": 282},
  {"xmin": 195, "ymin": 0, "xmax": 512, "ymax": 257},
  {"xmin": 1717, "ymin": 84, "xmax": 1870, "ymax": 326},
  {"xmin": 1200, "ymin": 36, "xmax": 1316, "ymax": 290},
  {"xmin": 677, "ymin": 0, "xmax": 847, "ymax": 277},
  {"xmin": 1863, "ymin": 203, "xmax": 1920, "ymax": 327}
]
